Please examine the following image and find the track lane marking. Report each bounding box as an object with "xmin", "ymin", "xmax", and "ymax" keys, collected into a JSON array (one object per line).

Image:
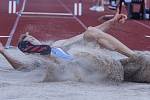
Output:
[
  {"xmin": 5, "ymin": 0, "xmax": 27, "ymax": 48},
  {"xmin": 57, "ymin": 0, "xmax": 87, "ymax": 30},
  {"xmin": 21, "ymin": 15, "xmax": 75, "ymax": 19},
  {"xmin": 134, "ymin": 20, "xmax": 150, "ymax": 30}
]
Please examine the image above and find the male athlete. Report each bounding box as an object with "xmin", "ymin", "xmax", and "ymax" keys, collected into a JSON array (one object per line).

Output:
[
  {"xmin": 0, "ymin": 11, "xmax": 139, "ymax": 82},
  {"xmin": 0, "ymin": 10, "xmax": 135, "ymax": 69}
]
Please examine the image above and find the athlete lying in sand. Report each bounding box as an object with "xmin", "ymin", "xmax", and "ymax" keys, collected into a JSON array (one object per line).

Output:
[
  {"xmin": 1, "ymin": 11, "xmax": 149, "ymax": 83},
  {"xmin": 0, "ymin": 11, "xmax": 134, "ymax": 68}
]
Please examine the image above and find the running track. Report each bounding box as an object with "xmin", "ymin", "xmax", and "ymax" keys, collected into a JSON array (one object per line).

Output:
[{"xmin": 0, "ymin": 0, "xmax": 150, "ymax": 50}]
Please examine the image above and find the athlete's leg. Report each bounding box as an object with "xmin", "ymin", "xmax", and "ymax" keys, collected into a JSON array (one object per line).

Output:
[
  {"xmin": 83, "ymin": 10, "xmax": 135, "ymax": 57},
  {"xmin": 83, "ymin": 26, "xmax": 135, "ymax": 57}
]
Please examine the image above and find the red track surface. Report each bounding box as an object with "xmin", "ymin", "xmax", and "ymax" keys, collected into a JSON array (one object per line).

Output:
[{"xmin": 0, "ymin": 0, "xmax": 150, "ymax": 50}]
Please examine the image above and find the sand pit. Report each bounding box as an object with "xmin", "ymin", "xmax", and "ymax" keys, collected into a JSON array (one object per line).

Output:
[
  {"xmin": 0, "ymin": 49, "xmax": 150, "ymax": 100},
  {"xmin": 0, "ymin": 35, "xmax": 150, "ymax": 100}
]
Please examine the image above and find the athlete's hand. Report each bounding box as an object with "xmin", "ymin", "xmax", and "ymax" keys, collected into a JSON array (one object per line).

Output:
[
  {"xmin": 0, "ymin": 42, "xmax": 5, "ymax": 53},
  {"xmin": 113, "ymin": 9, "xmax": 127, "ymax": 24}
]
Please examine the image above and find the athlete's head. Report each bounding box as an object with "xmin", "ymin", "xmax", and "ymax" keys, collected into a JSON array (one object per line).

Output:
[{"xmin": 19, "ymin": 32, "xmax": 42, "ymax": 45}]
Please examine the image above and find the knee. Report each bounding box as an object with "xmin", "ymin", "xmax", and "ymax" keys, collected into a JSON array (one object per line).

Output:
[{"xmin": 83, "ymin": 27, "xmax": 98, "ymax": 42}]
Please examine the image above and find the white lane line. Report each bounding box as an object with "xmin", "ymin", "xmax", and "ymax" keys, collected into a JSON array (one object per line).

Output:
[
  {"xmin": 13, "ymin": 1, "xmax": 17, "ymax": 13},
  {"xmin": 78, "ymin": 3, "xmax": 82, "ymax": 16},
  {"xmin": 5, "ymin": 0, "xmax": 27, "ymax": 48},
  {"xmin": 5, "ymin": 16, "xmax": 20, "ymax": 48},
  {"xmin": 21, "ymin": 12, "xmax": 73, "ymax": 16},
  {"xmin": 21, "ymin": 15, "xmax": 75, "ymax": 19},
  {"xmin": 21, "ymin": 0, "xmax": 27, "ymax": 12},
  {"xmin": 57, "ymin": 0, "xmax": 87, "ymax": 30},
  {"xmin": 74, "ymin": 3, "xmax": 78, "ymax": 16},
  {"xmin": 0, "ymin": 36, "xmax": 11, "ymax": 38},
  {"xmin": 73, "ymin": 17, "xmax": 88, "ymax": 29},
  {"xmin": 145, "ymin": 35, "xmax": 150, "ymax": 38},
  {"xmin": 8, "ymin": 1, "xmax": 12, "ymax": 14},
  {"xmin": 134, "ymin": 20, "xmax": 150, "ymax": 30}
]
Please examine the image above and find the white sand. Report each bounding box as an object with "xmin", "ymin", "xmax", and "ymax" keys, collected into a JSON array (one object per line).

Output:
[
  {"xmin": 0, "ymin": 48, "xmax": 150, "ymax": 100},
  {"xmin": 1, "ymin": 81, "xmax": 150, "ymax": 100}
]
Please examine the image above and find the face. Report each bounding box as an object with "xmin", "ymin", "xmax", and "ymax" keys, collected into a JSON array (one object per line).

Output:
[{"xmin": 19, "ymin": 32, "xmax": 42, "ymax": 45}]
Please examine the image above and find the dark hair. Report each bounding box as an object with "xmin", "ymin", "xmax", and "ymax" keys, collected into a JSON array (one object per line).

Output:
[{"xmin": 21, "ymin": 35, "xmax": 27, "ymax": 41}]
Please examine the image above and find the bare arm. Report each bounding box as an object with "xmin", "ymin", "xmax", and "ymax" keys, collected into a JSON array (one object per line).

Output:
[
  {"xmin": 95, "ymin": 19, "xmax": 115, "ymax": 32},
  {"xmin": 96, "ymin": 10, "xmax": 127, "ymax": 32},
  {"xmin": 0, "ymin": 42, "xmax": 24, "ymax": 69},
  {"xmin": 83, "ymin": 12, "xmax": 135, "ymax": 57}
]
